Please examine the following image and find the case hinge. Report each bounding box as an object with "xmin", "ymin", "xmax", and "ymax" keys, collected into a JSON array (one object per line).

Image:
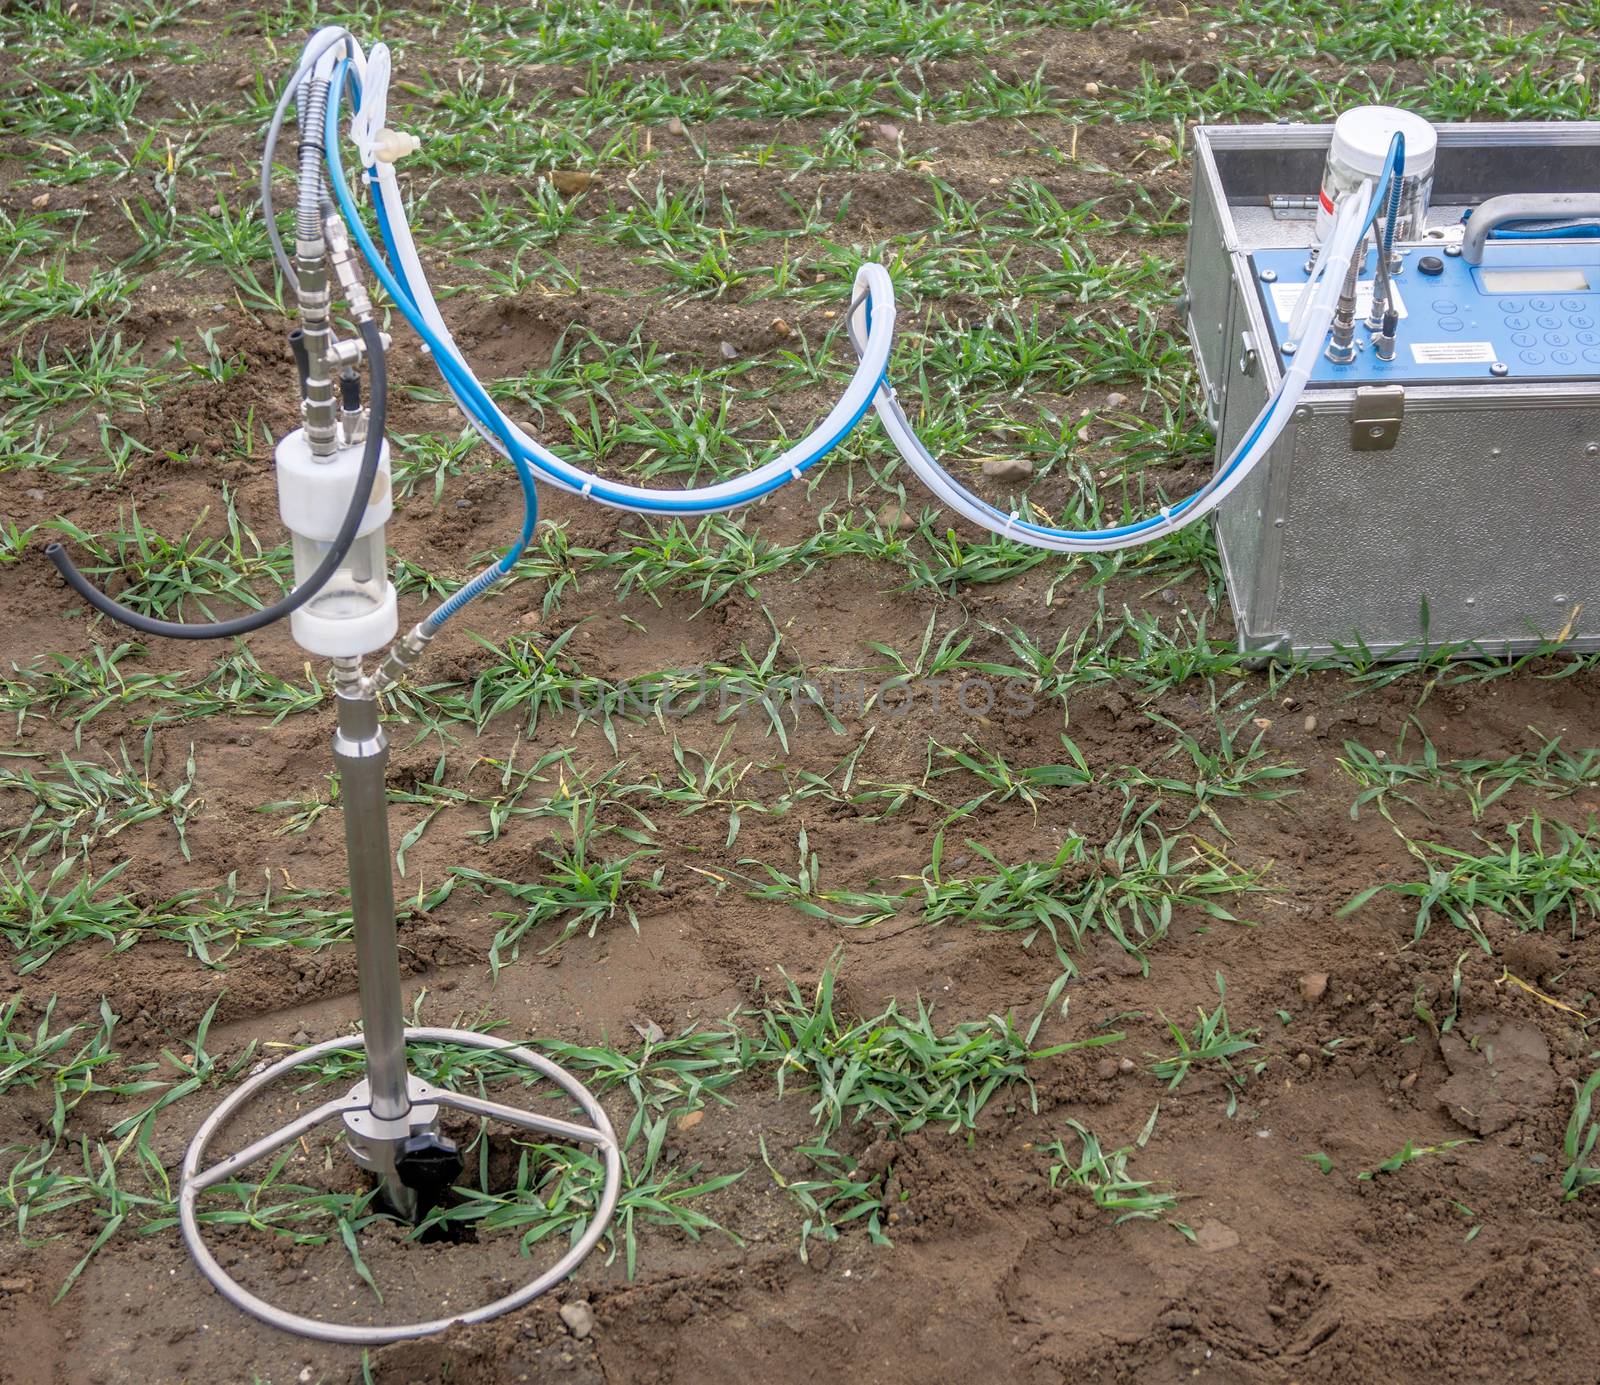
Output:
[{"xmin": 1351, "ymin": 385, "xmax": 1405, "ymax": 451}]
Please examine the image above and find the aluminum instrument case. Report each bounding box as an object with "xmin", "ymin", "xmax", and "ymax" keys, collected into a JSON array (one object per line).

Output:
[{"xmin": 1186, "ymin": 120, "xmax": 1600, "ymax": 658}]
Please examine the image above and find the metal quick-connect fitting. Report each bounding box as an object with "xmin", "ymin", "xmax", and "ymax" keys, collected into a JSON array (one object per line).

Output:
[
  {"xmin": 1325, "ymin": 259, "xmax": 1361, "ymax": 365},
  {"xmin": 1325, "ymin": 311, "xmax": 1359, "ymax": 364},
  {"xmin": 324, "ymin": 211, "xmax": 374, "ymax": 323},
  {"xmin": 366, "ymin": 622, "xmax": 435, "ymax": 698}
]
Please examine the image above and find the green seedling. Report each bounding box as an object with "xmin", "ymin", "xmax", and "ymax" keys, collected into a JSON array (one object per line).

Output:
[
  {"xmin": 1046, "ymin": 1114, "xmax": 1190, "ymax": 1232},
  {"xmin": 1562, "ymin": 1070, "xmax": 1600, "ymax": 1200},
  {"xmin": 1149, "ymin": 972, "xmax": 1260, "ymax": 1114}
]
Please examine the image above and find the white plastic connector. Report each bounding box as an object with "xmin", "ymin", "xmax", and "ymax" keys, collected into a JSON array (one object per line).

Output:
[{"xmin": 372, "ymin": 128, "xmax": 420, "ymax": 164}]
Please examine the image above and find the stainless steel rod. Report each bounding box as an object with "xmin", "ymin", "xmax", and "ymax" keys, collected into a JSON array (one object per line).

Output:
[{"xmin": 330, "ymin": 659, "xmax": 410, "ymax": 1126}]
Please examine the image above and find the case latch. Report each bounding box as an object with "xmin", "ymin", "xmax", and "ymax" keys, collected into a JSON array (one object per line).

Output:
[{"xmin": 1351, "ymin": 385, "xmax": 1405, "ymax": 451}]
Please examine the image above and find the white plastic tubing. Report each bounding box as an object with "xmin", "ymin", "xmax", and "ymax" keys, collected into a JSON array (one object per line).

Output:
[
  {"xmin": 330, "ymin": 38, "xmax": 895, "ymax": 518},
  {"xmin": 323, "ymin": 32, "xmax": 1374, "ymax": 550},
  {"xmin": 850, "ymin": 183, "xmax": 1372, "ymax": 552}
]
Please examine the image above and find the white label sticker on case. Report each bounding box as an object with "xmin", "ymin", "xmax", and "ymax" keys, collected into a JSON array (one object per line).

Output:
[{"xmin": 1409, "ymin": 341, "xmax": 1497, "ymax": 364}]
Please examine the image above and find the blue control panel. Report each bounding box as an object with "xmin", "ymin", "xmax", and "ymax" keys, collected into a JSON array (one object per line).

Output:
[{"xmin": 1251, "ymin": 242, "xmax": 1600, "ymax": 386}]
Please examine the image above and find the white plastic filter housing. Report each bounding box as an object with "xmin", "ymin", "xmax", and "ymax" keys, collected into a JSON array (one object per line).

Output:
[
  {"xmin": 275, "ymin": 427, "xmax": 398, "ymax": 656},
  {"xmin": 1314, "ymin": 105, "xmax": 1437, "ymax": 246}
]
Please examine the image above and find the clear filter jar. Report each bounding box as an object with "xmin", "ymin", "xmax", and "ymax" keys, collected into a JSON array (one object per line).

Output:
[
  {"xmin": 1312, "ymin": 105, "xmax": 1437, "ymax": 252},
  {"xmin": 275, "ymin": 428, "xmax": 398, "ymax": 657}
]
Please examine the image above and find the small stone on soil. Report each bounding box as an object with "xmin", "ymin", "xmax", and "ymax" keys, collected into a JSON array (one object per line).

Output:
[
  {"xmin": 560, "ymin": 1300, "xmax": 596, "ymax": 1339},
  {"xmin": 1194, "ymin": 1220, "xmax": 1240, "ymax": 1252},
  {"xmin": 770, "ymin": 317, "xmax": 792, "ymax": 338},
  {"xmin": 1299, "ymin": 973, "xmax": 1329, "ymax": 1004},
  {"xmin": 981, "ymin": 457, "xmax": 1033, "ymax": 482},
  {"xmin": 1104, "ymin": 391, "xmax": 1127, "ymax": 409},
  {"xmin": 548, "ymin": 170, "xmax": 596, "ymax": 196},
  {"xmin": 1303, "ymin": 714, "xmax": 1318, "ymax": 733},
  {"xmin": 719, "ymin": 340, "xmax": 740, "ymax": 360},
  {"xmin": 666, "ymin": 115, "xmax": 686, "ymax": 135}
]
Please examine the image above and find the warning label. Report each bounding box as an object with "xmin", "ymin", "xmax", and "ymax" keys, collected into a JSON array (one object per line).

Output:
[
  {"xmin": 1270, "ymin": 280, "xmax": 1408, "ymax": 323},
  {"xmin": 1409, "ymin": 341, "xmax": 1497, "ymax": 365}
]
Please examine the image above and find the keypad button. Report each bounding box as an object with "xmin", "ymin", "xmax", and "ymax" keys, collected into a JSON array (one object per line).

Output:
[
  {"xmin": 1546, "ymin": 332, "xmax": 1572, "ymax": 346},
  {"xmin": 1571, "ymin": 315, "xmax": 1595, "ymax": 330},
  {"xmin": 1578, "ymin": 331, "xmax": 1600, "ymax": 346},
  {"xmin": 1520, "ymin": 349, "xmax": 1547, "ymax": 364},
  {"xmin": 1538, "ymin": 315, "xmax": 1563, "ymax": 330},
  {"xmin": 1511, "ymin": 332, "xmax": 1537, "ymax": 347},
  {"xmin": 1584, "ymin": 347, "xmax": 1600, "ymax": 364},
  {"xmin": 1504, "ymin": 315, "xmax": 1530, "ymax": 330},
  {"xmin": 1499, "ymin": 299, "xmax": 1523, "ymax": 312},
  {"xmin": 1529, "ymin": 297, "xmax": 1555, "ymax": 311},
  {"xmin": 1438, "ymin": 318, "xmax": 1465, "ymax": 333},
  {"xmin": 1432, "ymin": 299, "xmax": 1459, "ymax": 315},
  {"xmin": 1561, "ymin": 298, "xmax": 1588, "ymax": 312},
  {"xmin": 1552, "ymin": 349, "xmax": 1577, "ymax": 364}
]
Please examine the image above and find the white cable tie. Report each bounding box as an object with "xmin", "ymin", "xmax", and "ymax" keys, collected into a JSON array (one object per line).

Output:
[
  {"xmin": 581, "ymin": 479, "xmax": 594, "ymax": 497},
  {"xmin": 789, "ymin": 464, "xmax": 803, "ymax": 481},
  {"xmin": 1001, "ymin": 510, "xmax": 1020, "ymax": 538}
]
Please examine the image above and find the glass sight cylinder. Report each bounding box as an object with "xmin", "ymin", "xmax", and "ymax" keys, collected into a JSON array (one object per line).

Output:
[{"xmin": 275, "ymin": 428, "xmax": 399, "ymax": 657}]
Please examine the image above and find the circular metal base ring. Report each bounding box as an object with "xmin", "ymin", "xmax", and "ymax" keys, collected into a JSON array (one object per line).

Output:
[{"xmin": 178, "ymin": 1026, "xmax": 621, "ymax": 1346}]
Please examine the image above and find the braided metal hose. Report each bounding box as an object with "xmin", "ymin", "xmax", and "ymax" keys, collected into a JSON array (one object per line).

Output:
[{"xmin": 294, "ymin": 76, "xmax": 339, "ymax": 454}]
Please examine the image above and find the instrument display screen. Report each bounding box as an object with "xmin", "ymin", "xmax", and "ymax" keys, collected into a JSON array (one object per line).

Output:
[{"xmin": 1479, "ymin": 267, "xmax": 1592, "ymax": 293}]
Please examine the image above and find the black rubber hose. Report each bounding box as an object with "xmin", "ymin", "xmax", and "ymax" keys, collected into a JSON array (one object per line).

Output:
[{"xmin": 45, "ymin": 317, "xmax": 387, "ymax": 641}]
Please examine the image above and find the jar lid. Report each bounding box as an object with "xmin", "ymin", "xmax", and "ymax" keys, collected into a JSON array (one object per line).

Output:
[{"xmin": 1330, "ymin": 106, "xmax": 1437, "ymax": 178}]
